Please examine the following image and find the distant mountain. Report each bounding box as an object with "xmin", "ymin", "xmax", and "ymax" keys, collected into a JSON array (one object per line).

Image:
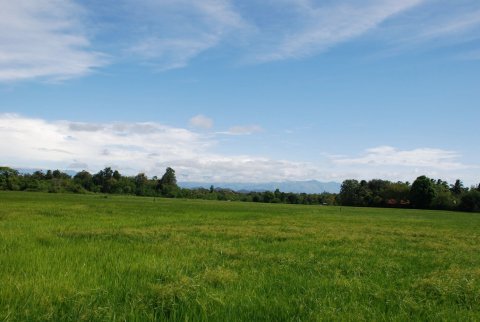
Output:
[{"xmin": 179, "ymin": 180, "xmax": 341, "ymax": 194}]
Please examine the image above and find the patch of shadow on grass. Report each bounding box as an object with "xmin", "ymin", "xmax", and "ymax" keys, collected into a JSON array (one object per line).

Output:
[
  {"xmin": 36, "ymin": 235, "xmax": 56, "ymax": 247},
  {"xmin": 258, "ymin": 235, "xmax": 289, "ymax": 243},
  {"xmin": 37, "ymin": 209, "xmax": 69, "ymax": 217}
]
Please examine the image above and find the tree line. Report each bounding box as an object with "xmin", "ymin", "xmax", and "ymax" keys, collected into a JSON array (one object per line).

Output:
[
  {"xmin": 0, "ymin": 166, "xmax": 334, "ymax": 205},
  {"xmin": 338, "ymin": 176, "xmax": 480, "ymax": 212},
  {"xmin": 1, "ymin": 166, "xmax": 479, "ymax": 212}
]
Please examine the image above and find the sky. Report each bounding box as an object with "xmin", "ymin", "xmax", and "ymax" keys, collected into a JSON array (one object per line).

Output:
[{"xmin": 0, "ymin": 0, "xmax": 479, "ymax": 185}]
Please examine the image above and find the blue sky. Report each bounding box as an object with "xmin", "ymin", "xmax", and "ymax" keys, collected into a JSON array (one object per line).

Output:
[{"xmin": 1, "ymin": 0, "xmax": 479, "ymax": 184}]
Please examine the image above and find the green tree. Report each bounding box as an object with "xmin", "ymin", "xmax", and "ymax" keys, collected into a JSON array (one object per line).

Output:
[
  {"xmin": 339, "ymin": 180, "xmax": 363, "ymax": 206},
  {"xmin": 410, "ymin": 176, "xmax": 436, "ymax": 209},
  {"xmin": 459, "ymin": 190, "xmax": 480, "ymax": 212},
  {"xmin": 157, "ymin": 167, "xmax": 179, "ymax": 197},
  {"xmin": 431, "ymin": 186, "xmax": 455, "ymax": 210},
  {"xmin": 134, "ymin": 173, "xmax": 148, "ymax": 196},
  {"xmin": 74, "ymin": 171, "xmax": 93, "ymax": 190},
  {"xmin": 93, "ymin": 167, "xmax": 115, "ymax": 193},
  {"xmin": 0, "ymin": 167, "xmax": 20, "ymax": 190},
  {"xmin": 262, "ymin": 191, "xmax": 275, "ymax": 203},
  {"xmin": 450, "ymin": 179, "xmax": 465, "ymax": 195},
  {"xmin": 32, "ymin": 171, "xmax": 45, "ymax": 180}
]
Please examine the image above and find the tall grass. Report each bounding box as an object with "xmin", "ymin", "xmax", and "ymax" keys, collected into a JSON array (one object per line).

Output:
[{"xmin": 0, "ymin": 191, "xmax": 479, "ymax": 321}]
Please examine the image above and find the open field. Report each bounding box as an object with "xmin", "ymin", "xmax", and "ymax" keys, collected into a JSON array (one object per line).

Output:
[{"xmin": 0, "ymin": 191, "xmax": 479, "ymax": 321}]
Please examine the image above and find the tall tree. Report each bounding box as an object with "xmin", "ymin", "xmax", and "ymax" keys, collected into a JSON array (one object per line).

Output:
[
  {"xmin": 157, "ymin": 167, "xmax": 179, "ymax": 197},
  {"xmin": 339, "ymin": 180, "xmax": 362, "ymax": 206},
  {"xmin": 93, "ymin": 167, "xmax": 115, "ymax": 193},
  {"xmin": 450, "ymin": 179, "xmax": 464, "ymax": 195},
  {"xmin": 134, "ymin": 173, "xmax": 148, "ymax": 196},
  {"xmin": 410, "ymin": 176, "xmax": 436, "ymax": 209}
]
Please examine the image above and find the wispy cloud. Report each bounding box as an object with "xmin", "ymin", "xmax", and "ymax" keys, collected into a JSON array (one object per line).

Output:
[
  {"xmin": 3, "ymin": 0, "xmax": 480, "ymax": 80},
  {"xmin": 125, "ymin": 0, "xmax": 248, "ymax": 70},
  {"xmin": 218, "ymin": 125, "xmax": 263, "ymax": 136},
  {"xmin": 248, "ymin": 0, "xmax": 424, "ymax": 62},
  {"xmin": 372, "ymin": 2, "xmax": 480, "ymax": 57},
  {"xmin": 417, "ymin": 10, "xmax": 480, "ymax": 40},
  {"xmin": 122, "ymin": 0, "xmax": 480, "ymax": 67},
  {"xmin": 189, "ymin": 115, "xmax": 214, "ymax": 130},
  {"xmin": 0, "ymin": 0, "xmax": 106, "ymax": 82}
]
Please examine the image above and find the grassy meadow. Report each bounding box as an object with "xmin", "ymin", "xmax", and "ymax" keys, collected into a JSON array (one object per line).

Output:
[{"xmin": 0, "ymin": 191, "xmax": 479, "ymax": 321}]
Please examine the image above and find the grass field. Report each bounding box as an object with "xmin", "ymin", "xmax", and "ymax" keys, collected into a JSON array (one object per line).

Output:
[{"xmin": 0, "ymin": 191, "xmax": 479, "ymax": 321}]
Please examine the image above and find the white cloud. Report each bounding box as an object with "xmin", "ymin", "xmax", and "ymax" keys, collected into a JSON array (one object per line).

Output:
[
  {"xmin": 332, "ymin": 146, "xmax": 468, "ymax": 170},
  {"xmin": 189, "ymin": 115, "xmax": 214, "ymax": 130},
  {"xmin": 0, "ymin": 114, "xmax": 319, "ymax": 182},
  {"xmin": 0, "ymin": 0, "xmax": 105, "ymax": 81},
  {"xmin": 418, "ymin": 10, "xmax": 480, "ymax": 40},
  {"xmin": 247, "ymin": 0, "xmax": 424, "ymax": 62},
  {"xmin": 329, "ymin": 146, "xmax": 477, "ymax": 184},
  {"xmin": 377, "ymin": 4, "xmax": 480, "ymax": 55},
  {"xmin": 218, "ymin": 125, "xmax": 263, "ymax": 136},
  {"xmin": 112, "ymin": 0, "xmax": 480, "ymax": 67},
  {"xmin": 126, "ymin": 0, "xmax": 248, "ymax": 70}
]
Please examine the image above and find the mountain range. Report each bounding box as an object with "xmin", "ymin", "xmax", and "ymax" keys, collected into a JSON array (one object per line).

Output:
[{"xmin": 178, "ymin": 180, "xmax": 341, "ymax": 194}]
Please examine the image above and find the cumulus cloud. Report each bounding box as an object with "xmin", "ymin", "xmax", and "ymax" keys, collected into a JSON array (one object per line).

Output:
[
  {"xmin": 0, "ymin": 0, "xmax": 105, "ymax": 81},
  {"xmin": 0, "ymin": 114, "xmax": 321, "ymax": 182},
  {"xmin": 189, "ymin": 115, "xmax": 214, "ymax": 130}
]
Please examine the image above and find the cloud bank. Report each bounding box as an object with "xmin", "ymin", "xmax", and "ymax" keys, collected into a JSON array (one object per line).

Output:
[
  {"xmin": 0, "ymin": 114, "xmax": 321, "ymax": 182},
  {"xmin": 0, "ymin": 114, "xmax": 477, "ymax": 184}
]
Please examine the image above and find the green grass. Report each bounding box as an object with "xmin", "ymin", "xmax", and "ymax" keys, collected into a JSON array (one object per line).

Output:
[{"xmin": 0, "ymin": 191, "xmax": 479, "ymax": 321}]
